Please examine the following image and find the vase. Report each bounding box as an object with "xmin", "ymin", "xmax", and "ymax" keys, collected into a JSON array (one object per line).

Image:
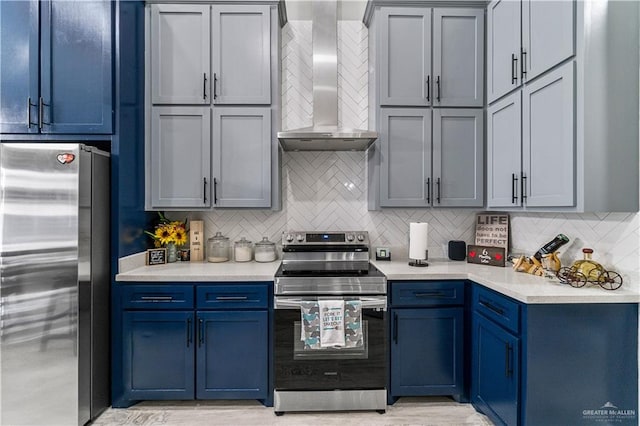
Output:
[{"xmin": 167, "ymin": 243, "xmax": 177, "ymax": 263}]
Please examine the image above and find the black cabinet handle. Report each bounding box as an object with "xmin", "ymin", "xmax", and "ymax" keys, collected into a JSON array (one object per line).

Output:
[
  {"xmin": 414, "ymin": 291, "xmax": 445, "ymax": 298},
  {"xmin": 213, "ymin": 73, "xmax": 218, "ymax": 100},
  {"xmin": 393, "ymin": 313, "xmax": 398, "ymax": 344},
  {"xmin": 27, "ymin": 97, "xmax": 34, "ymax": 128},
  {"xmin": 505, "ymin": 343, "xmax": 514, "ymax": 377},
  {"xmin": 479, "ymin": 300, "xmax": 505, "ymax": 316},
  {"xmin": 203, "ymin": 73, "xmax": 208, "ymax": 100},
  {"xmin": 426, "ymin": 75, "xmax": 430, "ymax": 102},
  {"xmin": 436, "ymin": 177, "xmax": 441, "ymax": 204},
  {"xmin": 425, "ymin": 177, "xmax": 431, "ymax": 204},
  {"xmin": 198, "ymin": 318, "xmax": 204, "ymax": 347},
  {"xmin": 521, "ymin": 173, "xmax": 527, "ymax": 202},
  {"xmin": 511, "ymin": 54, "xmax": 518, "ymax": 84},
  {"xmin": 436, "ymin": 75, "xmax": 441, "ymax": 102},
  {"xmin": 187, "ymin": 318, "xmax": 192, "ymax": 347},
  {"xmin": 213, "ymin": 177, "xmax": 218, "ymax": 204},
  {"xmin": 521, "ymin": 49, "xmax": 527, "ymax": 80},
  {"xmin": 512, "ymin": 173, "xmax": 518, "ymax": 204},
  {"xmin": 203, "ymin": 177, "xmax": 208, "ymax": 204},
  {"xmin": 38, "ymin": 96, "xmax": 44, "ymax": 129}
]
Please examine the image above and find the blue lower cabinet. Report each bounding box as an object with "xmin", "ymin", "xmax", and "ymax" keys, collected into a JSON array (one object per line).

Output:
[
  {"xmin": 196, "ymin": 310, "xmax": 268, "ymax": 399},
  {"xmin": 471, "ymin": 314, "xmax": 519, "ymax": 426},
  {"xmin": 123, "ymin": 311, "xmax": 195, "ymax": 400},
  {"xmin": 390, "ymin": 307, "xmax": 464, "ymax": 398}
]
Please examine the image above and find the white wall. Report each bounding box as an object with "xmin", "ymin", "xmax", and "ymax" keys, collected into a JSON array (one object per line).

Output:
[{"xmin": 181, "ymin": 19, "xmax": 639, "ymax": 280}]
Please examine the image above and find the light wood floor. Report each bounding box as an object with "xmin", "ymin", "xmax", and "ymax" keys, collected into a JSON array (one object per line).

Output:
[{"xmin": 94, "ymin": 397, "xmax": 494, "ymax": 425}]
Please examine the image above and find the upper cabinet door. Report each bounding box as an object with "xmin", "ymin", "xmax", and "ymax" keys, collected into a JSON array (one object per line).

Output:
[
  {"xmin": 212, "ymin": 5, "xmax": 271, "ymax": 105},
  {"xmin": 522, "ymin": 0, "xmax": 574, "ymax": 82},
  {"xmin": 433, "ymin": 8, "xmax": 484, "ymax": 107},
  {"xmin": 379, "ymin": 108, "xmax": 432, "ymax": 207},
  {"xmin": 212, "ymin": 108, "xmax": 271, "ymax": 208},
  {"xmin": 487, "ymin": 0, "xmax": 521, "ymax": 104},
  {"xmin": 150, "ymin": 107, "xmax": 212, "ymax": 209},
  {"xmin": 0, "ymin": 0, "xmax": 39, "ymax": 134},
  {"xmin": 487, "ymin": 92, "xmax": 522, "ymax": 208},
  {"xmin": 151, "ymin": 4, "xmax": 211, "ymax": 105},
  {"xmin": 522, "ymin": 62, "xmax": 575, "ymax": 207},
  {"xmin": 379, "ymin": 8, "xmax": 431, "ymax": 106},
  {"xmin": 432, "ymin": 109, "xmax": 484, "ymax": 207},
  {"xmin": 41, "ymin": 0, "xmax": 112, "ymax": 133}
]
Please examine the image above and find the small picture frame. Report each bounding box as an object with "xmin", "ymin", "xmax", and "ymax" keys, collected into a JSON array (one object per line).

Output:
[{"xmin": 146, "ymin": 248, "xmax": 167, "ymax": 265}]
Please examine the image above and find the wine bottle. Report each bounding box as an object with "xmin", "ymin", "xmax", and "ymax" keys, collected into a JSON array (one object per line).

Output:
[{"xmin": 533, "ymin": 234, "xmax": 569, "ymax": 261}]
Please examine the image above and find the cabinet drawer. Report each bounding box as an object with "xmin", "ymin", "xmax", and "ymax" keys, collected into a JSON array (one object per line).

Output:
[
  {"xmin": 391, "ymin": 281, "xmax": 465, "ymax": 307},
  {"xmin": 122, "ymin": 285, "xmax": 194, "ymax": 310},
  {"xmin": 196, "ymin": 284, "xmax": 269, "ymax": 310},
  {"xmin": 473, "ymin": 285, "xmax": 520, "ymax": 334}
]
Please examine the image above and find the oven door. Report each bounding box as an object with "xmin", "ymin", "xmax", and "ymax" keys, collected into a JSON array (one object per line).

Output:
[{"xmin": 274, "ymin": 296, "xmax": 387, "ymax": 391}]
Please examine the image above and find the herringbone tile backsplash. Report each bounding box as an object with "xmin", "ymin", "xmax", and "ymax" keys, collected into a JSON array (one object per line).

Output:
[{"xmin": 181, "ymin": 21, "xmax": 639, "ymax": 277}]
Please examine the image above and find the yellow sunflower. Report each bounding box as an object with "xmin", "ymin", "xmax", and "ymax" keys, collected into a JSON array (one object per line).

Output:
[
  {"xmin": 174, "ymin": 228, "xmax": 188, "ymax": 246},
  {"xmin": 155, "ymin": 225, "xmax": 174, "ymax": 245}
]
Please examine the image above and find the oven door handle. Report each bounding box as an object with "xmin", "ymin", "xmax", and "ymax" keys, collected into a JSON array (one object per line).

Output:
[{"xmin": 274, "ymin": 296, "xmax": 387, "ymax": 310}]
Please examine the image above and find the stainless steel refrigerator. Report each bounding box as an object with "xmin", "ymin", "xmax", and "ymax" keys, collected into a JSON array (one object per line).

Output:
[{"xmin": 0, "ymin": 143, "xmax": 110, "ymax": 425}]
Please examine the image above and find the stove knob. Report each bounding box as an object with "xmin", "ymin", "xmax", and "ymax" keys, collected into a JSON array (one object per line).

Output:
[
  {"xmin": 356, "ymin": 234, "xmax": 365, "ymax": 242},
  {"xmin": 346, "ymin": 234, "xmax": 355, "ymax": 242},
  {"xmin": 296, "ymin": 234, "xmax": 305, "ymax": 242},
  {"xmin": 285, "ymin": 234, "xmax": 294, "ymax": 243}
]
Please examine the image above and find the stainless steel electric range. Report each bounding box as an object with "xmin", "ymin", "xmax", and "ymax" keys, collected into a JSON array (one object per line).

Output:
[{"xmin": 273, "ymin": 231, "xmax": 387, "ymax": 415}]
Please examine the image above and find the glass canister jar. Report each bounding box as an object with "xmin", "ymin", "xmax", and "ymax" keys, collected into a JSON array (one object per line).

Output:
[
  {"xmin": 254, "ymin": 237, "xmax": 277, "ymax": 262},
  {"xmin": 207, "ymin": 231, "xmax": 230, "ymax": 263},
  {"xmin": 234, "ymin": 237, "xmax": 253, "ymax": 262}
]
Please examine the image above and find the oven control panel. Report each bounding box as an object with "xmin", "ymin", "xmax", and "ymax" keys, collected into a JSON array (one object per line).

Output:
[{"xmin": 282, "ymin": 231, "xmax": 369, "ymax": 246}]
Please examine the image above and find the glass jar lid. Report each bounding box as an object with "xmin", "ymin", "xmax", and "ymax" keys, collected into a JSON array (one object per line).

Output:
[
  {"xmin": 255, "ymin": 236, "xmax": 275, "ymax": 247},
  {"xmin": 235, "ymin": 237, "xmax": 252, "ymax": 247},
  {"xmin": 208, "ymin": 231, "xmax": 229, "ymax": 243}
]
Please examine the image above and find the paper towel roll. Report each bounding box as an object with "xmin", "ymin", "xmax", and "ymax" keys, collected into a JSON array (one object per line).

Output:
[{"xmin": 409, "ymin": 222, "xmax": 429, "ymax": 260}]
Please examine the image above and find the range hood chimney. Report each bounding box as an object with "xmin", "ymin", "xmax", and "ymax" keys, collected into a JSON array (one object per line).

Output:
[{"xmin": 277, "ymin": 0, "xmax": 378, "ymax": 151}]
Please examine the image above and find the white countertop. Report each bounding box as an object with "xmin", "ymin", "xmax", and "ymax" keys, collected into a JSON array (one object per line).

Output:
[
  {"xmin": 116, "ymin": 253, "xmax": 639, "ymax": 304},
  {"xmin": 371, "ymin": 259, "xmax": 640, "ymax": 304}
]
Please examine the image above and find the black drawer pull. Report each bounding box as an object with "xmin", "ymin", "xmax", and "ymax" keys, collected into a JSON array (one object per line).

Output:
[
  {"xmin": 505, "ymin": 343, "xmax": 513, "ymax": 377},
  {"xmin": 393, "ymin": 313, "xmax": 398, "ymax": 344},
  {"xmin": 140, "ymin": 296, "xmax": 173, "ymax": 301},
  {"xmin": 215, "ymin": 296, "xmax": 249, "ymax": 301},
  {"xmin": 186, "ymin": 318, "xmax": 192, "ymax": 347},
  {"xmin": 414, "ymin": 291, "xmax": 446, "ymax": 298},
  {"xmin": 198, "ymin": 319, "xmax": 204, "ymax": 347},
  {"xmin": 479, "ymin": 300, "xmax": 505, "ymax": 316}
]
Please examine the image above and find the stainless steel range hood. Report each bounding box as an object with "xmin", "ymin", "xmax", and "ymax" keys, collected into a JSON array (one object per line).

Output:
[{"xmin": 277, "ymin": 0, "xmax": 377, "ymax": 151}]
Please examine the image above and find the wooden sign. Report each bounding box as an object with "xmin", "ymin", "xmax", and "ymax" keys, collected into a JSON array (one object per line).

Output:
[
  {"xmin": 190, "ymin": 220, "xmax": 204, "ymax": 262},
  {"xmin": 467, "ymin": 245, "xmax": 506, "ymax": 267},
  {"xmin": 146, "ymin": 248, "xmax": 167, "ymax": 265},
  {"xmin": 474, "ymin": 213, "xmax": 509, "ymax": 251}
]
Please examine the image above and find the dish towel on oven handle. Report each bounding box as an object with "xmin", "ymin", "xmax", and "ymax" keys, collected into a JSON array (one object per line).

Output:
[
  {"xmin": 300, "ymin": 301, "xmax": 321, "ymax": 349},
  {"xmin": 344, "ymin": 300, "xmax": 363, "ymax": 348},
  {"xmin": 318, "ymin": 299, "xmax": 345, "ymax": 347}
]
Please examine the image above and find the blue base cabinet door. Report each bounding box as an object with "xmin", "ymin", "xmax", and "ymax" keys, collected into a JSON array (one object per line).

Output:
[
  {"xmin": 123, "ymin": 311, "xmax": 195, "ymax": 400},
  {"xmin": 471, "ymin": 314, "xmax": 519, "ymax": 426},
  {"xmin": 390, "ymin": 308, "xmax": 463, "ymax": 397},
  {"xmin": 196, "ymin": 310, "xmax": 268, "ymax": 399}
]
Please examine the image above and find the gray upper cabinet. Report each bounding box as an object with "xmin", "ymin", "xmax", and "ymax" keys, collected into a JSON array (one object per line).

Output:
[
  {"xmin": 487, "ymin": 92, "xmax": 522, "ymax": 208},
  {"xmin": 212, "ymin": 5, "xmax": 271, "ymax": 105},
  {"xmin": 487, "ymin": 0, "xmax": 521, "ymax": 104},
  {"xmin": 433, "ymin": 9, "xmax": 484, "ymax": 107},
  {"xmin": 150, "ymin": 107, "xmax": 211, "ymax": 208},
  {"xmin": 379, "ymin": 8, "xmax": 431, "ymax": 106},
  {"xmin": 522, "ymin": 0, "xmax": 574, "ymax": 82},
  {"xmin": 151, "ymin": 4, "xmax": 210, "ymax": 105},
  {"xmin": 433, "ymin": 109, "xmax": 483, "ymax": 207},
  {"xmin": 212, "ymin": 108, "xmax": 271, "ymax": 208},
  {"xmin": 379, "ymin": 108, "xmax": 431, "ymax": 207},
  {"xmin": 522, "ymin": 62, "xmax": 574, "ymax": 208}
]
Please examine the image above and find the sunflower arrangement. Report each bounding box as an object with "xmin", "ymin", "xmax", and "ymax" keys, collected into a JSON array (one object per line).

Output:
[{"xmin": 145, "ymin": 212, "xmax": 189, "ymax": 248}]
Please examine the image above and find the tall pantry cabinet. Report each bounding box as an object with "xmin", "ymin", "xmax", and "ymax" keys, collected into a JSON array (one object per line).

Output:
[
  {"xmin": 486, "ymin": 0, "xmax": 639, "ymax": 212},
  {"xmin": 366, "ymin": 4, "xmax": 484, "ymax": 209},
  {"xmin": 145, "ymin": 2, "xmax": 282, "ymax": 210}
]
